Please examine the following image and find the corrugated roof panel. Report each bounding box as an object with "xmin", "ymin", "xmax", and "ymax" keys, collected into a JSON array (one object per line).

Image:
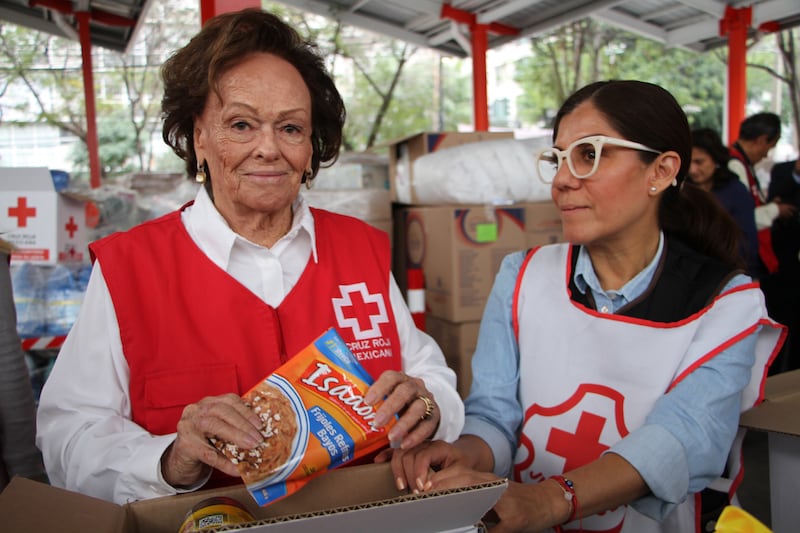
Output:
[{"xmin": 0, "ymin": 0, "xmax": 797, "ymax": 54}]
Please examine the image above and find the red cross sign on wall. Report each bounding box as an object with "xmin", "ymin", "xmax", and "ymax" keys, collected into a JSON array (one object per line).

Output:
[
  {"xmin": 65, "ymin": 215, "xmax": 79, "ymax": 238},
  {"xmin": 8, "ymin": 197, "xmax": 37, "ymax": 227}
]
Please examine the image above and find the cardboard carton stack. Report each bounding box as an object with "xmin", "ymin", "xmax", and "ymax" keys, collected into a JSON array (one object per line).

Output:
[{"xmin": 388, "ymin": 132, "xmax": 564, "ymax": 398}]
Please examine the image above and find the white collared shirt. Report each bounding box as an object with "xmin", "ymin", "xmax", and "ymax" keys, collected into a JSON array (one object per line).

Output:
[
  {"xmin": 185, "ymin": 186, "xmax": 316, "ymax": 307},
  {"xmin": 36, "ymin": 186, "xmax": 463, "ymax": 504}
]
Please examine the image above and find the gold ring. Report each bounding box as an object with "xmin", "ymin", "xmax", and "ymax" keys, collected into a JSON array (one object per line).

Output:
[{"xmin": 417, "ymin": 395, "xmax": 435, "ymax": 421}]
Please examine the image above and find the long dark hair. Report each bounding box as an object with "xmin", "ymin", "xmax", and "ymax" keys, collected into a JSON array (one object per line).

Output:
[
  {"xmin": 160, "ymin": 9, "xmax": 345, "ymax": 187},
  {"xmin": 554, "ymin": 80, "xmax": 744, "ymax": 270}
]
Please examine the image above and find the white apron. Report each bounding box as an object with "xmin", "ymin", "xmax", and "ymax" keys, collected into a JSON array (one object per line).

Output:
[{"xmin": 512, "ymin": 244, "xmax": 783, "ymax": 532}]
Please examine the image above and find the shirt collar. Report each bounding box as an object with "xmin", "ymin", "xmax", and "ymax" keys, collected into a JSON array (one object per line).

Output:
[
  {"xmin": 185, "ymin": 186, "xmax": 318, "ymax": 269},
  {"xmin": 573, "ymin": 231, "xmax": 665, "ymax": 302}
]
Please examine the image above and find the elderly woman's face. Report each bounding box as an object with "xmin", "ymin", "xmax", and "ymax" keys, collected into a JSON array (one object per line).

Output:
[
  {"xmin": 550, "ymin": 102, "xmax": 659, "ymax": 247},
  {"xmin": 194, "ymin": 52, "xmax": 312, "ymax": 227}
]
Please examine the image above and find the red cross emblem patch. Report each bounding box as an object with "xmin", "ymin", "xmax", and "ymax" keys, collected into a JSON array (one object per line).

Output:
[
  {"xmin": 332, "ymin": 282, "xmax": 389, "ymax": 340},
  {"xmin": 514, "ymin": 383, "xmax": 630, "ymax": 531},
  {"xmin": 515, "ymin": 383, "xmax": 629, "ymax": 481}
]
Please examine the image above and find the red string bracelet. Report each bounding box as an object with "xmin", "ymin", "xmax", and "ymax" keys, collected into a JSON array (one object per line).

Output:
[{"xmin": 549, "ymin": 474, "xmax": 580, "ymax": 527}]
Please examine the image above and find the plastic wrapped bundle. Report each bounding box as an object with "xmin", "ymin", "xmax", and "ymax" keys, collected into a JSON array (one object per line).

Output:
[
  {"xmin": 411, "ymin": 138, "xmax": 553, "ymax": 204},
  {"xmin": 10, "ymin": 263, "xmax": 47, "ymax": 338},
  {"xmin": 44, "ymin": 264, "xmax": 85, "ymax": 336}
]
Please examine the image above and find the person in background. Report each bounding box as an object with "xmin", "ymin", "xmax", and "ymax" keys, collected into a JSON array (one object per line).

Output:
[
  {"xmin": 383, "ymin": 81, "xmax": 785, "ymax": 532},
  {"xmin": 36, "ymin": 9, "xmax": 463, "ymax": 505},
  {"xmin": 728, "ymin": 112, "xmax": 797, "ymax": 277},
  {"xmin": 0, "ymin": 239, "xmax": 47, "ymax": 491},
  {"xmin": 687, "ymin": 128, "xmax": 759, "ymax": 276},
  {"xmin": 762, "ymin": 156, "xmax": 800, "ymax": 373}
]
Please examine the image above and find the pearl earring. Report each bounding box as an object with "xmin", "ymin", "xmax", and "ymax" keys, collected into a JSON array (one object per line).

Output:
[
  {"xmin": 650, "ymin": 186, "xmax": 657, "ymax": 193},
  {"xmin": 195, "ymin": 161, "xmax": 207, "ymax": 184}
]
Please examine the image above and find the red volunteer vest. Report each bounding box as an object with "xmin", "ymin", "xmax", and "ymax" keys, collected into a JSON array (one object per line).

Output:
[
  {"xmin": 89, "ymin": 206, "xmax": 401, "ymax": 437},
  {"xmin": 730, "ymin": 145, "xmax": 779, "ymax": 273}
]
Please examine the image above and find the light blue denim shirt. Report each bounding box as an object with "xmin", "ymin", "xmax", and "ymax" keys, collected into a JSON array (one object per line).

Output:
[{"xmin": 461, "ymin": 233, "xmax": 757, "ymax": 520}]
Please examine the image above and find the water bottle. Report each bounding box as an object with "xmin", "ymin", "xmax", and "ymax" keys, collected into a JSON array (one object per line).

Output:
[
  {"xmin": 44, "ymin": 264, "xmax": 84, "ymax": 336},
  {"xmin": 10, "ymin": 262, "xmax": 47, "ymax": 338},
  {"xmin": 76, "ymin": 262, "xmax": 92, "ymax": 292}
]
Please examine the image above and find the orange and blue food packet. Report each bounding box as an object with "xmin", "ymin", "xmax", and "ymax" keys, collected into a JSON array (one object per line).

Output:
[{"xmin": 213, "ymin": 328, "xmax": 395, "ymax": 506}]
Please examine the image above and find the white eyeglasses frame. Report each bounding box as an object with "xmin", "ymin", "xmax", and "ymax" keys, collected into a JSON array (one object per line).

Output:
[{"xmin": 534, "ymin": 135, "xmax": 662, "ymax": 184}]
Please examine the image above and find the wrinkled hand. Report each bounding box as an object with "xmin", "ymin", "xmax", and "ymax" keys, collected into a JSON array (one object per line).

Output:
[
  {"xmin": 364, "ymin": 370, "xmax": 439, "ymax": 450},
  {"xmin": 161, "ymin": 393, "xmax": 264, "ymax": 487}
]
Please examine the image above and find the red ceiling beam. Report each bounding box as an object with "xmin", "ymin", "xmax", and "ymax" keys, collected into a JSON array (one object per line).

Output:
[{"xmin": 441, "ymin": 4, "xmax": 519, "ymax": 131}]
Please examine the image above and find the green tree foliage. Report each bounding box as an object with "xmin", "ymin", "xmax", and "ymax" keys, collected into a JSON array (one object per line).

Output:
[
  {"xmin": 514, "ymin": 21, "xmax": 728, "ymax": 132},
  {"xmin": 0, "ymin": 2, "xmax": 197, "ymax": 182},
  {"xmin": 512, "ymin": 20, "xmax": 799, "ymax": 146},
  {"xmin": 747, "ymin": 30, "xmax": 800, "ymax": 146},
  {"xmin": 266, "ymin": 2, "xmax": 471, "ymax": 151},
  {"xmin": 0, "ymin": 24, "xmax": 87, "ymax": 138},
  {"xmin": 71, "ymin": 109, "xmax": 137, "ymax": 178},
  {"xmin": 605, "ymin": 37, "xmax": 728, "ymax": 132}
]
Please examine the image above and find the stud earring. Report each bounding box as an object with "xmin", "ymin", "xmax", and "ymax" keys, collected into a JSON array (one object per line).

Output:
[
  {"xmin": 650, "ymin": 186, "xmax": 658, "ymax": 193},
  {"xmin": 672, "ymin": 178, "xmax": 678, "ymax": 186},
  {"xmin": 195, "ymin": 161, "xmax": 207, "ymax": 184}
]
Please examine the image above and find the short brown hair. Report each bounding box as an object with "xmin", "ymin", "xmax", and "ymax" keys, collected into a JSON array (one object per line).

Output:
[{"xmin": 161, "ymin": 9, "xmax": 345, "ymax": 185}]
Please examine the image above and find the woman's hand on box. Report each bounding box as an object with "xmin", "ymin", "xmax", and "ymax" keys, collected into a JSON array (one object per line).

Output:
[
  {"xmin": 379, "ymin": 435, "xmax": 496, "ymax": 493},
  {"xmin": 161, "ymin": 393, "xmax": 264, "ymax": 487}
]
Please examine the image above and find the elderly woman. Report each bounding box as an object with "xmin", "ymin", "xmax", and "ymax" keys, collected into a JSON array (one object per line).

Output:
[
  {"xmin": 688, "ymin": 128, "xmax": 759, "ymax": 277},
  {"xmin": 37, "ymin": 9, "xmax": 463, "ymax": 504},
  {"xmin": 384, "ymin": 81, "xmax": 784, "ymax": 532}
]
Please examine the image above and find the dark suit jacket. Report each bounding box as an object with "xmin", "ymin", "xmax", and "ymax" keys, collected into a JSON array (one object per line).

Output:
[
  {"xmin": 769, "ymin": 160, "xmax": 800, "ymax": 206},
  {"xmin": 768, "ymin": 161, "xmax": 800, "ymax": 272}
]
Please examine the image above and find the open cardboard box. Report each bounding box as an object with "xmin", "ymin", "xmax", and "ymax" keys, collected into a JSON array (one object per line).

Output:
[
  {"xmin": 0, "ymin": 462, "xmax": 506, "ymax": 533},
  {"xmin": 739, "ymin": 368, "xmax": 800, "ymax": 532}
]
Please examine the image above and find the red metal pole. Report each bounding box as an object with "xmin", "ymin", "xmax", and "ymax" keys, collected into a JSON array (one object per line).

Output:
[
  {"xmin": 472, "ymin": 25, "xmax": 489, "ymax": 131},
  {"xmin": 200, "ymin": 0, "xmax": 261, "ymax": 25},
  {"xmin": 720, "ymin": 6, "xmax": 751, "ymax": 145},
  {"xmin": 440, "ymin": 4, "xmax": 518, "ymax": 132},
  {"xmin": 76, "ymin": 11, "xmax": 101, "ymax": 189}
]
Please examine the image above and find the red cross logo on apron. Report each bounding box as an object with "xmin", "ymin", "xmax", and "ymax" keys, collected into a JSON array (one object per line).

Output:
[
  {"xmin": 514, "ymin": 383, "xmax": 628, "ymax": 482},
  {"xmin": 514, "ymin": 383, "xmax": 630, "ymax": 532}
]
